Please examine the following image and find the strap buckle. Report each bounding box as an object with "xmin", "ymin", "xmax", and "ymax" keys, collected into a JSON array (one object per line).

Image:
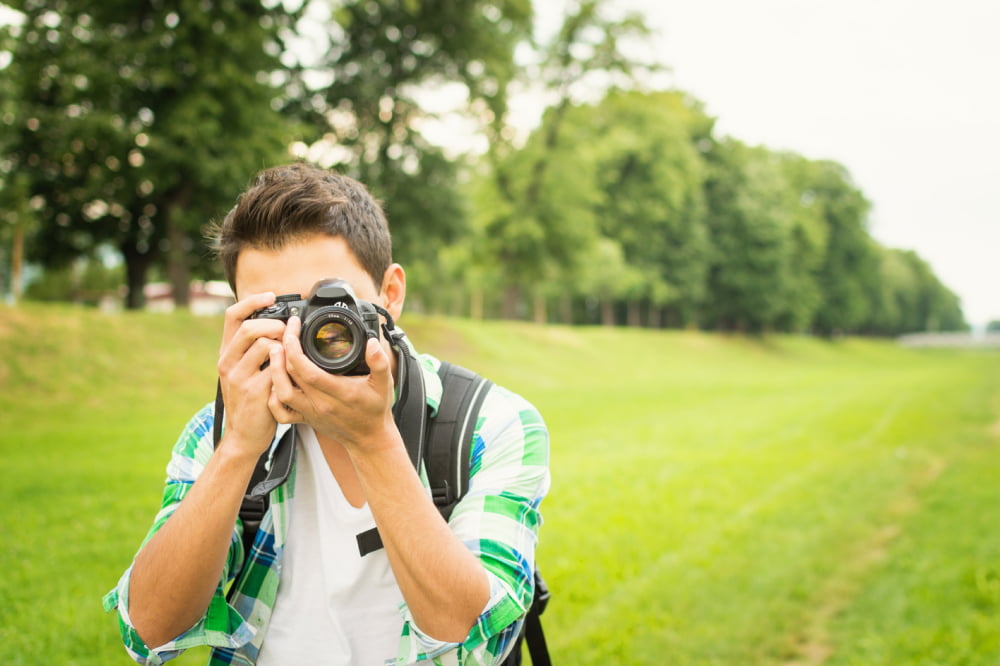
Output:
[{"xmin": 431, "ymin": 481, "xmax": 452, "ymax": 506}]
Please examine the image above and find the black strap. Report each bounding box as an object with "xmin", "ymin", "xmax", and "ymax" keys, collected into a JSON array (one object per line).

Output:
[
  {"xmin": 425, "ymin": 362, "xmax": 493, "ymax": 520},
  {"xmin": 213, "ymin": 380, "xmax": 224, "ymax": 447},
  {"xmin": 249, "ymin": 427, "xmax": 295, "ymax": 497},
  {"xmin": 356, "ymin": 526, "xmax": 384, "ymax": 557},
  {"xmin": 390, "ymin": 333, "xmax": 427, "ymax": 472},
  {"xmin": 349, "ymin": 327, "xmax": 429, "ymax": 557},
  {"xmin": 523, "ymin": 610, "xmax": 549, "ymax": 666},
  {"xmin": 524, "ymin": 572, "xmax": 551, "ymax": 666},
  {"xmin": 212, "ymin": 381, "xmax": 296, "ymax": 560},
  {"xmin": 498, "ymin": 571, "xmax": 552, "ymax": 666},
  {"xmin": 237, "ymin": 453, "xmax": 270, "ymax": 559},
  {"xmin": 353, "ymin": 342, "xmax": 427, "ymax": 557},
  {"xmin": 212, "ymin": 380, "xmax": 296, "ymax": 498},
  {"xmin": 354, "ymin": 357, "xmax": 492, "ymax": 554}
]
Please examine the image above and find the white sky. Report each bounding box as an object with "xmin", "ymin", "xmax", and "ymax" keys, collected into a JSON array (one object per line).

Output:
[{"xmin": 543, "ymin": 0, "xmax": 1000, "ymax": 328}]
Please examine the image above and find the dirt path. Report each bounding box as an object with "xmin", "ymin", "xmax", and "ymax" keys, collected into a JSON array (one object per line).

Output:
[{"xmin": 781, "ymin": 457, "xmax": 948, "ymax": 666}]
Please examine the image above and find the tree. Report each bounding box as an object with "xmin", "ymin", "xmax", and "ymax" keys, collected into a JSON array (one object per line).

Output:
[
  {"xmin": 772, "ymin": 153, "xmax": 830, "ymax": 332},
  {"xmin": 0, "ymin": 171, "xmax": 34, "ymax": 302},
  {"xmin": 294, "ymin": 0, "xmax": 532, "ymax": 305},
  {"xmin": 866, "ymin": 245, "xmax": 918, "ymax": 335},
  {"xmin": 888, "ymin": 249, "xmax": 966, "ymax": 333},
  {"xmin": 0, "ymin": 13, "xmax": 28, "ymax": 302},
  {"xmin": 701, "ymin": 140, "xmax": 799, "ymax": 332},
  {"xmin": 486, "ymin": 100, "xmax": 606, "ymax": 321},
  {"xmin": 578, "ymin": 90, "xmax": 712, "ymax": 327},
  {"xmin": 804, "ymin": 160, "xmax": 878, "ymax": 335},
  {"xmin": 1, "ymin": 0, "xmax": 300, "ymax": 308},
  {"xmin": 862, "ymin": 246, "xmax": 969, "ymax": 335},
  {"xmin": 478, "ymin": 0, "xmax": 659, "ymax": 319}
]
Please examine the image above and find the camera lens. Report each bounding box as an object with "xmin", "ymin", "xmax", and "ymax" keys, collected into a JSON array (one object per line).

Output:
[
  {"xmin": 301, "ymin": 309, "xmax": 367, "ymax": 374},
  {"xmin": 312, "ymin": 321, "xmax": 354, "ymax": 361}
]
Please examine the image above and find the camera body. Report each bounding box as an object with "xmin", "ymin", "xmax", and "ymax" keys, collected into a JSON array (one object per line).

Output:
[{"xmin": 251, "ymin": 278, "xmax": 381, "ymax": 375}]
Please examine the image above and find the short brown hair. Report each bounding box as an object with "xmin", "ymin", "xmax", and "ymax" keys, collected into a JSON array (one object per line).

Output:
[{"xmin": 209, "ymin": 163, "xmax": 392, "ymax": 291}]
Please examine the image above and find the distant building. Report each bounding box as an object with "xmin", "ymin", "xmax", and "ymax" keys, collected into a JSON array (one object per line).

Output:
[
  {"xmin": 898, "ymin": 332, "xmax": 1000, "ymax": 348},
  {"xmin": 144, "ymin": 280, "xmax": 234, "ymax": 316}
]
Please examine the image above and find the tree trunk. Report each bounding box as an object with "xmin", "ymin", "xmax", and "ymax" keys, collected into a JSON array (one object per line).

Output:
[
  {"xmin": 627, "ymin": 300, "xmax": 641, "ymax": 327},
  {"xmin": 648, "ymin": 306, "xmax": 663, "ymax": 329},
  {"xmin": 167, "ymin": 219, "xmax": 190, "ymax": 308},
  {"xmin": 166, "ymin": 185, "xmax": 194, "ymax": 308},
  {"xmin": 502, "ymin": 283, "xmax": 521, "ymax": 320},
  {"xmin": 601, "ymin": 299, "xmax": 615, "ymax": 326},
  {"xmin": 559, "ymin": 294, "xmax": 573, "ymax": 325},
  {"xmin": 11, "ymin": 223, "xmax": 24, "ymax": 302},
  {"xmin": 533, "ymin": 291, "xmax": 547, "ymax": 324},
  {"xmin": 122, "ymin": 241, "xmax": 153, "ymax": 310},
  {"xmin": 470, "ymin": 288, "xmax": 484, "ymax": 320}
]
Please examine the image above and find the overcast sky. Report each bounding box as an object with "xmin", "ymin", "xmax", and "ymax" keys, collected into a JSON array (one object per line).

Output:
[{"xmin": 552, "ymin": 0, "xmax": 999, "ymax": 328}]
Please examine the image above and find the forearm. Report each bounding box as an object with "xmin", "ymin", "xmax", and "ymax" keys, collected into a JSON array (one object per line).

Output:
[
  {"xmin": 128, "ymin": 440, "xmax": 259, "ymax": 648},
  {"xmin": 351, "ymin": 437, "xmax": 490, "ymax": 642}
]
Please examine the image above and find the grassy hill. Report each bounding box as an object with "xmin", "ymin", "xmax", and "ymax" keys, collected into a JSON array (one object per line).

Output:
[{"xmin": 2, "ymin": 303, "xmax": 999, "ymax": 665}]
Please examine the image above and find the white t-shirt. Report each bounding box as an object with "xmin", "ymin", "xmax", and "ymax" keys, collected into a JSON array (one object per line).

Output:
[{"xmin": 256, "ymin": 425, "xmax": 404, "ymax": 666}]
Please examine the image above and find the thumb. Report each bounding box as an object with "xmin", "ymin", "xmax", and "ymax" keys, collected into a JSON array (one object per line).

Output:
[{"xmin": 365, "ymin": 337, "xmax": 391, "ymax": 380}]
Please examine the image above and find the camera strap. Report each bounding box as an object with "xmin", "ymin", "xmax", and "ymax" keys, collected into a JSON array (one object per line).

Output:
[
  {"xmin": 372, "ymin": 303, "xmax": 428, "ymax": 474},
  {"xmin": 355, "ymin": 344, "xmax": 424, "ymax": 557},
  {"xmin": 355, "ymin": 306, "xmax": 431, "ymax": 556},
  {"xmin": 212, "ymin": 380, "xmax": 296, "ymax": 561}
]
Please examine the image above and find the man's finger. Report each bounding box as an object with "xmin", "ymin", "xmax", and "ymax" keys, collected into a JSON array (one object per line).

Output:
[
  {"xmin": 218, "ymin": 319, "xmax": 285, "ymax": 376},
  {"xmin": 282, "ymin": 316, "xmax": 324, "ymax": 387},
  {"xmin": 268, "ymin": 388, "xmax": 301, "ymax": 425},
  {"xmin": 269, "ymin": 345, "xmax": 299, "ymax": 405},
  {"xmin": 365, "ymin": 338, "xmax": 390, "ymax": 377},
  {"xmin": 221, "ymin": 291, "xmax": 275, "ymax": 352}
]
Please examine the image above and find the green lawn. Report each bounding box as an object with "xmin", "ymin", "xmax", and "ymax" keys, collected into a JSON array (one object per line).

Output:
[{"xmin": 1, "ymin": 304, "xmax": 998, "ymax": 665}]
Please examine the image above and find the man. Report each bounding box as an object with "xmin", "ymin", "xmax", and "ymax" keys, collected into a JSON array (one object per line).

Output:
[{"xmin": 103, "ymin": 163, "xmax": 550, "ymax": 665}]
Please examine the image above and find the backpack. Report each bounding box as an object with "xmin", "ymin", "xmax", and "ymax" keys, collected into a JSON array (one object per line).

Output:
[{"xmin": 212, "ymin": 346, "xmax": 550, "ymax": 666}]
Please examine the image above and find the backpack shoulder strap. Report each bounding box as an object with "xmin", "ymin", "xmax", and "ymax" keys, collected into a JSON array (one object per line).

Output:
[
  {"xmin": 355, "ymin": 356, "xmax": 490, "ymax": 556},
  {"xmin": 425, "ymin": 366, "xmax": 552, "ymax": 666},
  {"xmin": 424, "ymin": 361, "xmax": 493, "ymax": 520}
]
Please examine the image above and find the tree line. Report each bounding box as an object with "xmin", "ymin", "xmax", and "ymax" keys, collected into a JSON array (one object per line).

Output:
[{"xmin": 0, "ymin": 0, "xmax": 966, "ymax": 335}]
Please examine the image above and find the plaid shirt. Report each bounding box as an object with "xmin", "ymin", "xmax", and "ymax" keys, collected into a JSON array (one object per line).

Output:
[{"xmin": 103, "ymin": 348, "xmax": 550, "ymax": 665}]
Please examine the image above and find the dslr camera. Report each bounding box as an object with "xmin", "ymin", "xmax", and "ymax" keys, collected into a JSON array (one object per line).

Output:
[{"xmin": 251, "ymin": 278, "xmax": 381, "ymax": 376}]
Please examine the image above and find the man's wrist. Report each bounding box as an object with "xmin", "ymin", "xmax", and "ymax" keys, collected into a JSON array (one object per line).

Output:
[
  {"xmin": 216, "ymin": 431, "xmax": 271, "ymax": 468},
  {"xmin": 345, "ymin": 425, "xmax": 408, "ymax": 470}
]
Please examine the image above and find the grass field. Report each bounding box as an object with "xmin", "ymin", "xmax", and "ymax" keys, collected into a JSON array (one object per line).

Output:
[{"xmin": 1, "ymin": 303, "xmax": 999, "ymax": 665}]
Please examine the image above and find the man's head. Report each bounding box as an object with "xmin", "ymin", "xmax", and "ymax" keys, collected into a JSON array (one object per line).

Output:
[{"xmin": 210, "ymin": 163, "xmax": 393, "ymax": 294}]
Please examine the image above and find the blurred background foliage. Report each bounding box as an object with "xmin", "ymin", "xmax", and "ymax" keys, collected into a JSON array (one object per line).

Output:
[{"xmin": 0, "ymin": 0, "xmax": 968, "ymax": 335}]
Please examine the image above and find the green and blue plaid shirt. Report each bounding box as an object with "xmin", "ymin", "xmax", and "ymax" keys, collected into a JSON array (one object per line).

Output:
[{"xmin": 103, "ymin": 350, "xmax": 550, "ymax": 665}]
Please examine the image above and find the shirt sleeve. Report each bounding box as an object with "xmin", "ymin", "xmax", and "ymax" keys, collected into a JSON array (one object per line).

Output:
[
  {"xmin": 101, "ymin": 403, "xmax": 250, "ymax": 665},
  {"xmin": 397, "ymin": 384, "xmax": 551, "ymax": 665}
]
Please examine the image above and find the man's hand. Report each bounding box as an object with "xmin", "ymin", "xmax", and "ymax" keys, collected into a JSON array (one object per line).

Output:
[
  {"xmin": 268, "ymin": 316, "xmax": 397, "ymax": 452},
  {"xmin": 217, "ymin": 292, "xmax": 286, "ymax": 456},
  {"xmin": 270, "ymin": 316, "xmax": 490, "ymax": 641},
  {"xmin": 131, "ymin": 292, "xmax": 286, "ymax": 648}
]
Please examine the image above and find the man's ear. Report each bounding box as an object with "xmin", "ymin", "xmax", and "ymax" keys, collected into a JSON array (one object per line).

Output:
[{"xmin": 380, "ymin": 263, "xmax": 406, "ymax": 322}]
